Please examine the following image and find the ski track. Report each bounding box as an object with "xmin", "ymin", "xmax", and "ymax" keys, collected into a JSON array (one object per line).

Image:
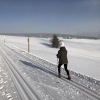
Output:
[
  {"xmin": 0, "ymin": 48, "xmax": 43, "ymax": 100},
  {"xmin": 0, "ymin": 54, "xmax": 21, "ymax": 100},
  {"xmin": 0, "ymin": 43, "xmax": 100, "ymax": 100}
]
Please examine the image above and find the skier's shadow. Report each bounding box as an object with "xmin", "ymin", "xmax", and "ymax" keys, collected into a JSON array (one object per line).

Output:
[{"xmin": 19, "ymin": 60, "xmax": 57, "ymax": 77}]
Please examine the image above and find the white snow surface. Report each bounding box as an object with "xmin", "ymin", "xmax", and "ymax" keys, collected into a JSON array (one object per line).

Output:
[
  {"xmin": 0, "ymin": 35, "xmax": 100, "ymax": 100},
  {"xmin": 0, "ymin": 35, "xmax": 100, "ymax": 80}
]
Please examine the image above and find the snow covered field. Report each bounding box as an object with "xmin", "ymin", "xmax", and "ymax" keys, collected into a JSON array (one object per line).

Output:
[
  {"xmin": 0, "ymin": 35, "xmax": 100, "ymax": 100},
  {"xmin": 0, "ymin": 35, "xmax": 100, "ymax": 80}
]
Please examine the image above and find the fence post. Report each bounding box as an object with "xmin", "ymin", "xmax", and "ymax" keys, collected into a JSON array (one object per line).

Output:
[{"xmin": 27, "ymin": 36, "xmax": 30, "ymax": 53}]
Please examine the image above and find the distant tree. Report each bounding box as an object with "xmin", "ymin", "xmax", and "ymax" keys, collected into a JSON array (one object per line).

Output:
[{"xmin": 51, "ymin": 35, "xmax": 60, "ymax": 48}]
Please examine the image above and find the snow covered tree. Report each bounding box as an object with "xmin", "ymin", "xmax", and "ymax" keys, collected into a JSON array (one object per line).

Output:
[{"xmin": 51, "ymin": 35, "xmax": 60, "ymax": 48}]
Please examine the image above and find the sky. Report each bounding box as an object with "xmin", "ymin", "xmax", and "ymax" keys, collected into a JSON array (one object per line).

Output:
[{"xmin": 0, "ymin": 0, "xmax": 100, "ymax": 36}]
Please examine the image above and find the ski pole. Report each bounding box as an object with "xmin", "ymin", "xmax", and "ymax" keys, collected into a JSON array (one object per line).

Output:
[{"xmin": 57, "ymin": 58, "xmax": 59, "ymax": 75}]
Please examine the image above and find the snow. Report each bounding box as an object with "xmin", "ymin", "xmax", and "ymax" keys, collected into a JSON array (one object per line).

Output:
[
  {"xmin": 0, "ymin": 35, "xmax": 100, "ymax": 80},
  {"xmin": 0, "ymin": 54, "xmax": 21, "ymax": 100},
  {"xmin": 0, "ymin": 35, "xmax": 100, "ymax": 100}
]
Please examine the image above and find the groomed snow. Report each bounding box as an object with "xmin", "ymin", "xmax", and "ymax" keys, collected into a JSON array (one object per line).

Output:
[{"xmin": 0, "ymin": 35, "xmax": 100, "ymax": 80}]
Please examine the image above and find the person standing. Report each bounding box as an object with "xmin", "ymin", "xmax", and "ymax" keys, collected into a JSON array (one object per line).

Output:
[{"xmin": 56, "ymin": 42, "xmax": 71, "ymax": 80}]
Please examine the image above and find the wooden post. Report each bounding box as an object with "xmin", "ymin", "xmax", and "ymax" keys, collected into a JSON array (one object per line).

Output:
[
  {"xmin": 4, "ymin": 36, "xmax": 5, "ymax": 43},
  {"xmin": 27, "ymin": 36, "xmax": 30, "ymax": 53}
]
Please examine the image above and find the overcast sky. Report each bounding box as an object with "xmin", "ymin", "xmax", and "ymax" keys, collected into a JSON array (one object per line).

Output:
[{"xmin": 0, "ymin": 0, "xmax": 100, "ymax": 36}]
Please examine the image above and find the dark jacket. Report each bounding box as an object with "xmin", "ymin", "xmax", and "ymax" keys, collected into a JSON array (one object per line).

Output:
[{"xmin": 57, "ymin": 47, "xmax": 68, "ymax": 64}]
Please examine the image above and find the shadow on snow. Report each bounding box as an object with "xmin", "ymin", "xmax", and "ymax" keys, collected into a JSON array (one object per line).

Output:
[{"xmin": 19, "ymin": 60, "xmax": 58, "ymax": 77}]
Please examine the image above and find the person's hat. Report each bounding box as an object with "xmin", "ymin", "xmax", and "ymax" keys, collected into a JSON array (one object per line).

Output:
[{"xmin": 60, "ymin": 42, "xmax": 65, "ymax": 47}]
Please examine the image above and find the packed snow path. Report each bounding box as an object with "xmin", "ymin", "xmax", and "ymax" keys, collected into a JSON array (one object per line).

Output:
[{"xmin": 0, "ymin": 43, "xmax": 100, "ymax": 100}]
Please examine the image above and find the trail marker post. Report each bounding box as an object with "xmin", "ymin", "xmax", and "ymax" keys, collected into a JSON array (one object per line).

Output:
[
  {"xmin": 4, "ymin": 36, "xmax": 5, "ymax": 43},
  {"xmin": 27, "ymin": 36, "xmax": 30, "ymax": 53}
]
